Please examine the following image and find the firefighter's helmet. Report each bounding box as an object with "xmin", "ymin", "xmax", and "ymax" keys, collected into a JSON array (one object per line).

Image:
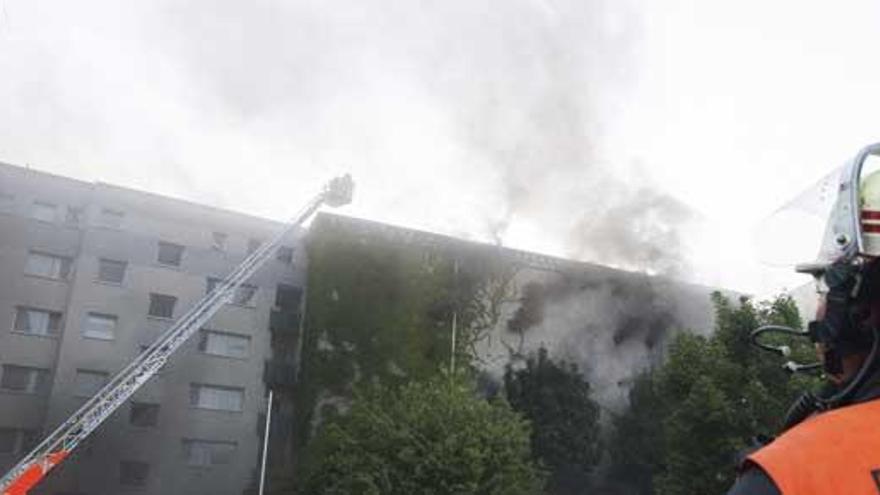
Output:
[{"xmin": 860, "ymin": 169, "xmax": 880, "ymax": 257}]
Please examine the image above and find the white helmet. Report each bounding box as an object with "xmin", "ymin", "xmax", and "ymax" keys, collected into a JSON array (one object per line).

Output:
[
  {"xmin": 797, "ymin": 143, "xmax": 880, "ymax": 274},
  {"xmin": 860, "ymin": 169, "xmax": 880, "ymax": 256}
]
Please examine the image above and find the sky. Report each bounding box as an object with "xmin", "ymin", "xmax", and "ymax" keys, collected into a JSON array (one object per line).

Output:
[{"xmin": 1, "ymin": 0, "xmax": 879, "ymax": 296}]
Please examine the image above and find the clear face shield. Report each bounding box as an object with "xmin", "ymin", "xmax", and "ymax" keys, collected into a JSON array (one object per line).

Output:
[
  {"xmin": 750, "ymin": 144, "xmax": 880, "ymax": 422},
  {"xmin": 757, "ymin": 144, "xmax": 880, "ymax": 285},
  {"xmin": 753, "ymin": 144, "xmax": 880, "ymax": 371}
]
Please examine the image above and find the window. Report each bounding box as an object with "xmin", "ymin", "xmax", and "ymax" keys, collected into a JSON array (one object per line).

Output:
[
  {"xmin": 211, "ymin": 232, "xmax": 227, "ymax": 251},
  {"xmin": 157, "ymin": 241, "xmax": 184, "ymax": 267},
  {"xmin": 97, "ymin": 259, "xmax": 126, "ymax": 284},
  {"xmin": 182, "ymin": 439, "xmax": 237, "ymax": 467},
  {"xmin": 75, "ymin": 369, "xmax": 109, "ymax": 397},
  {"xmin": 189, "ymin": 384, "xmax": 244, "ymax": 412},
  {"xmin": 129, "ymin": 402, "xmax": 159, "ymax": 427},
  {"xmin": 24, "ymin": 252, "xmax": 72, "ymax": 280},
  {"xmin": 0, "ymin": 428, "xmax": 15, "ymax": 454},
  {"xmin": 198, "ymin": 330, "xmax": 250, "ymax": 359},
  {"xmin": 206, "ymin": 278, "xmax": 256, "ymax": 306},
  {"xmin": 0, "ymin": 193, "xmax": 14, "ymax": 213},
  {"xmin": 276, "ymin": 246, "xmax": 294, "ymax": 264},
  {"xmin": 31, "ymin": 201, "xmax": 57, "ymax": 222},
  {"xmin": 99, "ymin": 208, "xmax": 124, "ymax": 228},
  {"xmin": 119, "ymin": 460, "xmax": 150, "ymax": 486},
  {"xmin": 65, "ymin": 206, "xmax": 83, "ymax": 225},
  {"xmin": 13, "ymin": 307, "xmax": 62, "ymax": 336},
  {"xmin": 0, "ymin": 428, "xmax": 38, "ymax": 455},
  {"xmin": 246, "ymin": 238, "xmax": 262, "ymax": 255},
  {"xmin": 0, "ymin": 365, "xmax": 50, "ymax": 394},
  {"xmin": 275, "ymin": 284, "xmax": 302, "ymax": 310},
  {"xmin": 233, "ymin": 284, "xmax": 256, "ymax": 306},
  {"xmin": 148, "ymin": 293, "xmax": 176, "ymax": 319},
  {"xmin": 82, "ymin": 313, "xmax": 117, "ymax": 340}
]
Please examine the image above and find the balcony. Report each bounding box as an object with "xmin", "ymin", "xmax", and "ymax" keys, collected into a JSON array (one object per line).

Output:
[
  {"xmin": 264, "ymin": 360, "xmax": 298, "ymax": 390},
  {"xmin": 269, "ymin": 309, "xmax": 300, "ymax": 336}
]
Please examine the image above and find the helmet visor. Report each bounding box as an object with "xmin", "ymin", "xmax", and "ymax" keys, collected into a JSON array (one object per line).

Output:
[
  {"xmin": 755, "ymin": 165, "xmax": 845, "ymax": 270},
  {"xmin": 756, "ymin": 144, "xmax": 880, "ymax": 274}
]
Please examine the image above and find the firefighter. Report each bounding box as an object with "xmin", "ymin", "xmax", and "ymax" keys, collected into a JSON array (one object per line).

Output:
[{"xmin": 727, "ymin": 146, "xmax": 880, "ymax": 494}]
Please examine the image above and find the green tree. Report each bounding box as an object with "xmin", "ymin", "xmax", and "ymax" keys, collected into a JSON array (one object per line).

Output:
[
  {"xmin": 607, "ymin": 292, "xmax": 816, "ymax": 495},
  {"xmin": 299, "ymin": 372, "xmax": 544, "ymax": 495},
  {"xmin": 503, "ymin": 348, "xmax": 601, "ymax": 494},
  {"xmin": 607, "ymin": 373, "xmax": 664, "ymax": 494}
]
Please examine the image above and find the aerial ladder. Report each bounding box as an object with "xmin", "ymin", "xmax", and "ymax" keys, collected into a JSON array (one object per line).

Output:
[{"xmin": 0, "ymin": 175, "xmax": 354, "ymax": 495}]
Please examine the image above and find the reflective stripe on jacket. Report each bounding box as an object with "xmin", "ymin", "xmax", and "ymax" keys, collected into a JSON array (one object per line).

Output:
[{"xmin": 748, "ymin": 399, "xmax": 880, "ymax": 494}]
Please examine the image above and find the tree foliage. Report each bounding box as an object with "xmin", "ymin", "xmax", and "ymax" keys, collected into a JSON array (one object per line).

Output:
[
  {"xmin": 299, "ymin": 372, "xmax": 544, "ymax": 495},
  {"xmin": 504, "ymin": 348, "xmax": 601, "ymax": 494},
  {"xmin": 608, "ymin": 292, "xmax": 817, "ymax": 495}
]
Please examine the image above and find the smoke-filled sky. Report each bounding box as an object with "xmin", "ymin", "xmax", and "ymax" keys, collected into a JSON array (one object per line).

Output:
[{"xmin": 2, "ymin": 0, "xmax": 879, "ymax": 295}]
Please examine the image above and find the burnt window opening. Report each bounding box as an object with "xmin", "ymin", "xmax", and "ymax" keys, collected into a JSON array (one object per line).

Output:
[{"xmin": 275, "ymin": 284, "xmax": 302, "ymax": 311}]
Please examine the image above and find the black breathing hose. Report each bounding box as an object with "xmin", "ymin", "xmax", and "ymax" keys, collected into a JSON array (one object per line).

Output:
[{"xmin": 779, "ymin": 326, "xmax": 880, "ymax": 432}]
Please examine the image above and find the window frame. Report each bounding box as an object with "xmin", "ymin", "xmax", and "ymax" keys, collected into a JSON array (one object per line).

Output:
[
  {"xmin": 147, "ymin": 293, "xmax": 177, "ymax": 319},
  {"xmin": 0, "ymin": 428, "xmax": 38, "ymax": 455},
  {"xmin": 98, "ymin": 208, "xmax": 125, "ymax": 229},
  {"xmin": 31, "ymin": 201, "xmax": 57, "ymax": 223},
  {"xmin": 0, "ymin": 364, "xmax": 51, "ymax": 395},
  {"xmin": 206, "ymin": 277, "xmax": 257, "ymax": 307},
  {"xmin": 129, "ymin": 402, "xmax": 160, "ymax": 428},
  {"xmin": 24, "ymin": 251, "xmax": 73, "ymax": 281},
  {"xmin": 82, "ymin": 312, "xmax": 118, "ymax": 341},
  {"xmin": 197, "ymin": 330, "xmax": 251, "ymax": 360},
  {"xmin": 96, "ymin": 258, "xmax": 127, "ymax": 284},
  {"xmin": 74, "ymin": 369, "xmax": 110, "ymax": 398},
  {"xmin": 12, "ymin": 306, "xmax": 62, "ymax": 337},
  {"xmin": 181, "ymin": 439, "xmax": 238, "ymax": 467},
  {"xmin": 156, "ymin": 241, "xmax": 185, "ymax": 267},
  {"xmin": 189, "ymin": 384, "xmax": 245, "ymax": 412}
]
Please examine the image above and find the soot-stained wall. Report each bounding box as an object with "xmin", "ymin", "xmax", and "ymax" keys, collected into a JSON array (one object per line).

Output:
[
  {"xmin": 293, "ymin": 213, "xmax": 722, "ymax": 457},
  {"xmin": 478, "ymin": 267, "xmax": 718, "ymax": 411}
]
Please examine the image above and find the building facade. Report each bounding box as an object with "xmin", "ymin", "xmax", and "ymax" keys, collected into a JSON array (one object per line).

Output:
[
  {"xmin": 0, "ymin": 162, "xmax": 304, "ymax": 495},
  {"xmin": 293, "ymin": 213, "xmax": 722, "ymax": 466},
  {"xmin": 1, "ymin": 162, "xmax": 728, "ymax": 495}
]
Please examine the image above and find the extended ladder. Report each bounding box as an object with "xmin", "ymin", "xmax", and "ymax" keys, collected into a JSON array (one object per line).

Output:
[{"xmin": 0, "ymin": 175, "xmax": 353, "ymax": 495}]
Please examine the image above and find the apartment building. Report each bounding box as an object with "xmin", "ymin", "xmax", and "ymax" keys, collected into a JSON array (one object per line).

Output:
[{"xmin": 0, "ymin": 162, "xmax": 304, "ymax": 495}]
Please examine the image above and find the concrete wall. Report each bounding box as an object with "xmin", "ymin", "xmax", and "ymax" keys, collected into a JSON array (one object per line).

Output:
[{"xmin": 0, "ymin": 163, "xmax": 305, "ymax": 495}]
